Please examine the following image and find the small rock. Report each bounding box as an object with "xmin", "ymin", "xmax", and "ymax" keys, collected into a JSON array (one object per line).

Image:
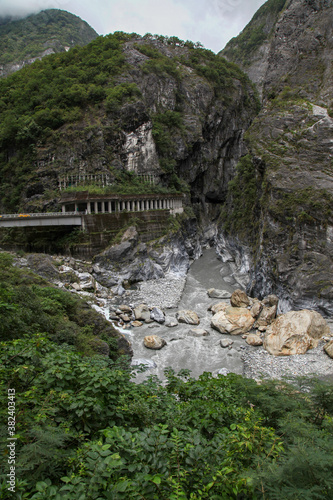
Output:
[
  {"xmin": 220, "ymin": 339, "xmax": 234, "ymax": 348},
  {"xmin": 119, "ymin": 314, "xmax": 131, "ymax": 322},
  {"xmin": 250, "ymin": 301, "xmax": 263, "ymax": 319},
  {"xmin": 71, "ymin": 283, "xmax": 81, "ymax": 291},
  {"xmin": 148, "ymin": 323, "xmax": 160, "ymax": 328},
  {"xmin": 176, "ymin": 310, "xmax": 200, "ymax": 325},
  {"xmin": 217, "ymin": 368, "xmax": 230, "ymax": 376},
  {"xmin": 131, "ymin": 321, "xmax": 143, "ymax": 327},
  {"xmin": 256, "ymin": 305, "xmax": 277, "ymax": 327},
  {"xmin": 324, "ymin": 340, "xmax": 333, "ymax": 358},
  {"xmin": 144, "ymin": 335, "xmax": 166, "ymax": 350},
  {"xmin": 150, "ymin": 307, "xmax": 165, "ymax": 323},
  {"xmin": 119, "ymin": 304, "xmax": 132, "ymax": 313},
  {"xmin": 109, "ymin": 314, "xmax": 119, "ymax": 321},
  {"xmin": 116, "ymin": 285, "xmax": 126, "ymax": 296},
  {"xmin": 210, "ymin": 302, "xmax": 229, "ymax": 314},
  {"xmin": 134, "ymin": 304, "xmax": 150, "ymax": 322},
  {"xmin": 207, "ymin": 288, "xmax": 232, "ymax": 299},
  {"xmin": 230, "ymin": 289, "xmax": 250, "ymax": 308},
  {"xmin": 246, "ymin": 334, "xmax": 263, "ymax": 346},
  {"xmin": 262, "ymin": 294, "xmax": 279, "ymax": 307},
  {"xmin": 211, "ymin": 306, "xmax": 255, "ymax": 335},
  {"xmin": 165, "ymin": 317, "xmax": 178, "ymax": 327},
  {"xmin": 188, "ymin": 328, "xmax": 209, "ymax": 337},
  {"xmin": 77, "ymin": 272, "xmax": 96, "ymax": 291}
]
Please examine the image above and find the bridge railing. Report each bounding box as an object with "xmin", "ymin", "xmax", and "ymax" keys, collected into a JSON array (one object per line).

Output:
[{"xmin": 0, "ymin": 212, "xmax": 84, "ymax": 219}]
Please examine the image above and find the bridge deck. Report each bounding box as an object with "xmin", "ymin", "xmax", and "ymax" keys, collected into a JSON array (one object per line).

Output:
[{"xmin": 0, "ymin": 212, "xmax": 83, "ymax": 228}]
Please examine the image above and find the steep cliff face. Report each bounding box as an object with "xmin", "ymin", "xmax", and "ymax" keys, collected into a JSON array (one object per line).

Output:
[
  {"xmin": 221, "ymin": 0, "xmax": 289, "ymax": 97},
  {"xmin": 221, "ymin": 0, "xmax": 333, "ymax": 314},
  {"xmin": 0, "ymin": 33, "xmax": 259, "ymax": 215},
  {"xmin": 0, "ymin": 9, "xmax": 98, "ymax": 78}
]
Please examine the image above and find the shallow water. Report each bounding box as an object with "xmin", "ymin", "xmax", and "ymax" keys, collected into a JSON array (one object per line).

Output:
[{"xmin": 125, "ymin": 248, "xmax": 249, "ymax": 382}]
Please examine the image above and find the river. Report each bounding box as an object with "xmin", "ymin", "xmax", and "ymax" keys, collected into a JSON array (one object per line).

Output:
[
  {"xmin": 116, "ymin": 248, "xmax": 249, "ymax": 382},
  {"xmin": 91, "ymin": 247, "xmax": 333, "ymax": 383}
]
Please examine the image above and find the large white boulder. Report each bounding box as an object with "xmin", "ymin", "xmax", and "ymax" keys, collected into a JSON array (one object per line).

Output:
[
  {"xmin": 264, "ymin": 309, "xmax": 330, "ymax": 356},
  {"xmin": 211, "ymin": 306, "xmax": 255, "ymax": 335}
]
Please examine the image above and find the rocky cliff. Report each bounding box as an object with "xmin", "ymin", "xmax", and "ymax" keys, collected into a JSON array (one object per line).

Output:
[
  {"xmin": 220, "ymin": 0, "xmax": 333, "ymax": 315},
  {"xmin": 1, "ymin": 1, "xmax": 333, "ymax": 316},
  {"xmin": 0, "ymin": 9, "xmax": 98, "ymax": 78},
  {"xmin": 0, "ymin": 33, "xmax": 259, "ymax": 214}
]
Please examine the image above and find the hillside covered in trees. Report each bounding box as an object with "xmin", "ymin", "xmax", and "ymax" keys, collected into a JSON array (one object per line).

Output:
[{"xmin": 0, "ymin": 9, "xmax": 98, "ymax": 78}]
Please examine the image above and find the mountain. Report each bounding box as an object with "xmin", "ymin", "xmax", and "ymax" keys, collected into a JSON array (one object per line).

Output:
[
  {"xmin": 0, "ymin": 32, "xmax": 258, "ymax": 213},
  {"xmin": 220, "ymin": 0, "xmax": 333, "ymax": 314},
  {"xmin": 0, "ymin": 0, "xmax": 332, "ymax": 315},
  {"xmin": 220, "ymin": 0, "xmax": 289, "ymax": 97},
  {"xmin": 0, "ymin": 9, "xmax": 98, "ymax": 78}
]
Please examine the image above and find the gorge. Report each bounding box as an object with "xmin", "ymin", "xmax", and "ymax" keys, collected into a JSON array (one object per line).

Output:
[
  {"xmin": 1, "ymin": 0, "xmax": 332, "ymax": 319},
  {"xmin": 1, "ymin": 1, "xmax": 333, "ymax": 498}
]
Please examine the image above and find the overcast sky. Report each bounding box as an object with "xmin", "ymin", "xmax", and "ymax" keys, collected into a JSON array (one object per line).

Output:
[{"xmin": 0, "ymin": 0, "xmax": 267, "ymax": 53}]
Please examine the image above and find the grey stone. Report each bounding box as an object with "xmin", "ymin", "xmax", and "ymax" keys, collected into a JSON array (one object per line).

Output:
[
  {"xmin": 217, "ymin": 368, "xmax": 230, "ymax": 376},
  {"xmin": 176, "ymin": 310, "xmax": 200, "ymax": 325},
  {"xmin": 150, "ymin": 307, "xmax": 165, "ymax": 324},
  {"xmin": 220, "ymin": 339, "xmax": 234, "ymax": 348},
  {"xmin": 207, "ymin": 288, "xmax": 232, "ymax": 299},
  {"xmin": 164, "ymin": 317, "xmax": 178, "ymax": 327},
  {"xmin": 134, "ymin": 304, "xmax": 151, "ymax": 322},
  {"xmin": 188, "ymin": 328, "xmax": 209, "ymax": 337}
]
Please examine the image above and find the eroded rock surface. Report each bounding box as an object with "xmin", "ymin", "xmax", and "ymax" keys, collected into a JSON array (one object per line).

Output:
[{"xmin": 221, "ymin": 0, "xmax": 333, "ymax": 315}]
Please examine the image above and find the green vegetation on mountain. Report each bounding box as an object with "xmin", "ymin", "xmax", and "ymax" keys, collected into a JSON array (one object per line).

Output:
[
  {"xmin": 0, "ymin": 31, "xmax": 132, "ymax": 211},
  {"xmin": 221, "ymin": 0, "xmax": 288, "ymax": 65},
  {"xmin": 0, "ymin": 252, "xmax": 123, "ymax": 357},
  {"xmin": 0, "ymin": 31, "xmax": 257, "ymax": 213},
  {"xmin": 0, "ymin": 9, "xmax": 98, "ymax": 67},
  {"xmin": 220, "ymin": 154, "xmax": 264, "ymax": 240}
]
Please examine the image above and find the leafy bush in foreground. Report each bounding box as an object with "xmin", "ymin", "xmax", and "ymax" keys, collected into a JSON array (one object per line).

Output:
[{"xmin": 0, "ymin": 332, "xmax": 332, "ymax": 499}]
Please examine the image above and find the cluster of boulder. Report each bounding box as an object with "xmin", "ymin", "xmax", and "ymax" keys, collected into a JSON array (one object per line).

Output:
[
  {"xmin": 109, "ymin": 288, "xmax": 332, "ymax": 358},
  {"xmin": 110, "ymin": 303, "xmax": 204, "ymax": 350},
  {"xmin": 210, "ymin": 289, "xmax": 332, "ymax": 357}
]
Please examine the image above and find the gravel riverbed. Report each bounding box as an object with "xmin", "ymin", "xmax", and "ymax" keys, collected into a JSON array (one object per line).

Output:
[
  {"xmin": 242, "ymin": 338, "xmax": 333, "ymax": 382},
  {"xmin": 118, "ymin": 271, "xmax": 333, "ymax": 383},
  {"xmin": 126, "ymin": 275, "xmax": 186, "ymax": 309}
]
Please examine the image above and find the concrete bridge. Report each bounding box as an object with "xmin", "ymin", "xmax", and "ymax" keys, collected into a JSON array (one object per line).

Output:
[
  {"xmin": 0, "ymin": 212, "xmax": 83, "ymax": 228},
  {"xmin": 60, "ymin": 192, "xmax": 184, "ymax": 216},
  {"xmin": 0, "ymin": 193, "xmax": 184, "ymax": 229}
]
